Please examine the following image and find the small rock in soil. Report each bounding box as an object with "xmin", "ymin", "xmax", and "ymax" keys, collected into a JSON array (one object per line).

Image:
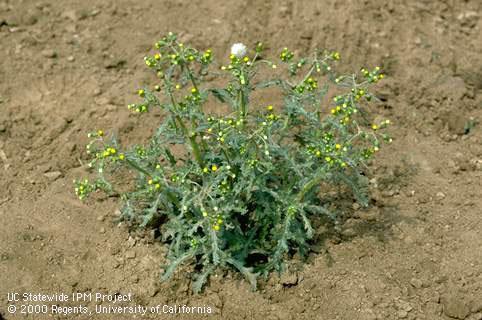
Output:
[
  {"xmin": 410, "ymin": 278, "xmax": 423, "ymax": 289},
  {"xmin": 22, "ymin": 13, "xmax": 38, "ymax": 26},
  {"xmin": 93, "ymin": 88, "xmax": 102, "ymax": 96},
  {"xmin": 471, "ymin": 297, "xmax": 482, "ymax": 313},
  {"xmin": 61, "ymin": 9, "xmax": 80, "ymax": 22},
  {"xmin": 91, "ymin": 9, "xmax": 101, "ymax": 17},
  {"xmin": 38, "ymin": 164, "xmax": 52, "ymax": 173},
  {"xmin": 176, "ymin": 281, "xmax": 189, "ymax": 295},
  {"xmin": 445, "ymin": 113, "xmax": 468, "ymax": 136},
  {"xmin": 147, "ymin": 281, "xmax": 159, "ymax": 297},
  {"xmin": 41, "ymin": 49, "xmax": 57, "ymax": 58},
  {"xmin": 396, "ymin": 300, "xmax": 413, "ymax": 312},
  {"xmin": 442, "ymin": 293, "xmax": 470, "ymax": 319},
  {"xmin": 382, "ymin": 189, "xmax": 395, "ymax": 197},
  {"xmin": 434, "ymin": 275, "xmax": 448, "ymax": 284},
  {"xmin": 44, "ymin": 171, "xmax": 62, "ymax": 181},
  {"xmin": 125, "ymin": 251, "xmax": 136, "ymax": 259},
  {"xmin": 341, "ymin": 228, "xmax": 357, "ymax": 237},
  {"xmin": 280, "ymin": 272, "xmax": 298, "ymax": 286},
  {"xmin": 435, "ymin": 192, "xmax": 446, "ymax": 200},
  {"xmin": 470, "ymin": 159, "xmax": 482, "ymax": 171},
  {"xmin": 279, "ymin": 5, "xmax": 291, "ymax": 17},
  {"xmin": 453, "ymin": 152, "xmax": 470, "ymax": 171},
  {"xmin": 127, "ymin": 236, "xmax": 136, "ymax": 247},
  {"xmin": 354, "ymin": 209, "xmax": 380, "ymax": 221},
  {"xmin": 104, "ymin": 58, "xmax": 126, "ymax": 69},
  {"xmin": 457, "ymin": 11, "xmax": 479, "ymax": 27},
  {"xmin": 0, "ymin": 150, "xmax": 8, "ymax": 163}
]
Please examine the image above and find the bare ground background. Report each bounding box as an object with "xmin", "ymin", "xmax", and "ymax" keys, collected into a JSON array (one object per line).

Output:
[{"xmin": 0, "ymin": 0, "xmax": 481, "ymax": 319}]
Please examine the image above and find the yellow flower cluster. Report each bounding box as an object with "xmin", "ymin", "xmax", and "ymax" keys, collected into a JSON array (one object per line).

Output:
[
  {"xmin": 200, "ymin": 49, "xmax": 212, "ymax": 64},
  {"xmin": 102, "ymin": 147, "xmax": 117, "ymax": 157},
  {"xmin": 307, "ymin": 133, "xmax": 348, "ymax": 168},
  {"xmin": 87, "ymin": 129, "xmax": 104, "ymax": 139},
  {"xmin": 201, "ymin": 208, "xmax": 224, "ymax": 231},
  {"xmin": 361, "ymin": 66, "xmax": 384, "ymax": 83},
  {"xmin": 372, "ymin": 119, "xmax": 391, "ymax": 131},
  {"xmin": 202, "ymin": 164, "xmax": 219, "ymax": 173},
  {"xmin": 147, "ymin": 177, "xmax": 161, "ymax": 191},
  {"xmin": 74, "ymin": 179, "xmax": 95, "ymax": 200},
  {"xmin": 262, "ymin": 105, "xmax": 280, "ymax": 125},
  {"xmin": 127, "ymin": 103, "xmax": 148, "ymax": 113},
  {"xmin": 280, "ymin": 47, "xmax": 294, "ymax": 62},
  {"xmin": 304, "ymin": 77, "xmax": 318, "ymax": 91}
]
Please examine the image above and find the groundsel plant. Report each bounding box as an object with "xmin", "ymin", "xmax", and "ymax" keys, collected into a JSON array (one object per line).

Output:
[{"xmin": 74, "ymin": 32, "xmax": 390, "ymax": 293}]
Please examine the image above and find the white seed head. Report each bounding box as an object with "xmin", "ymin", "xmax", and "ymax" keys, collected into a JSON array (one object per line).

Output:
[{"xmin": 231, "ymin": 43, "xmax": 247, "ymax": 58}]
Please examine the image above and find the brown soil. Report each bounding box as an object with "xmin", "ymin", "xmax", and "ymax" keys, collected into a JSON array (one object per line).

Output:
[{"xmin": 1, "ymin": 0, "xmax": 481, "ymax": 319}]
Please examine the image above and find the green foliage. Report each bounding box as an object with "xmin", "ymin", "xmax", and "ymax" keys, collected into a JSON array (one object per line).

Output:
[{"xmin": 74, "ymin": 32, "xmax": 391, "ymax": 292}]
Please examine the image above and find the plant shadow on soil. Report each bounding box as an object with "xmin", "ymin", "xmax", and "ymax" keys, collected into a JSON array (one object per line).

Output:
[{"xmin": 283, "ymin": 159, "xmax": 420, "ymax": 278}]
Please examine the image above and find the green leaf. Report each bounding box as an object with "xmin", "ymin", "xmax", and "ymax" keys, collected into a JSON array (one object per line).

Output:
[
  {"xmin": 254, "ymin": 79, "xmax": 282, "ymax": 89},
  {"xmin": 192, "ymin": 265, "xmax": 215, "ymax": 294},
  {"xmin": 161, "ymin": 249, "xmax": 196, "ymax": 282},
  {"xmin": 299, "ymin": 211, "xmax": 314, "ymax": 239},
  {"xmin": 226, "ymin": 258, "xmax": 258, "ymax": 291},
  {"xmin": 209, "ymin": 88, "xmax": 234, "ymax": 106}
]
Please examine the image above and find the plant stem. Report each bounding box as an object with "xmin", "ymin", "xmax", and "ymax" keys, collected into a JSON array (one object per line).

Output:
[
  {"xmin": 187, "ymin": 69, "xmax": 199, "ymax": 92},
  {"xmin": 124, "ymin": 158, "xmax": 180, "ymax": 206},
  {"xmin": 189, "ymin": 135, "xmax": 204, "ymax": 167},
  {"xmin": 293, "ymin": 63, "xmax": 316, "ymax": 90},
  {"xmin": 125, "ymin": 158, "xmax": 152, "ymax": 176},
  {"xmin": 296, "ymin": 169, "xmax": 326, "ymax": 202},
  {"xmin": 167, "ymin": 88, "xmax": 205, "ymax": 168},
  {"xmin": 221, "ymin": 148, "xmax": 232, "ymax": 165},
  {"xmin": 237, "ymin": 87, "xmax": 246, "ymax": 118}
]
